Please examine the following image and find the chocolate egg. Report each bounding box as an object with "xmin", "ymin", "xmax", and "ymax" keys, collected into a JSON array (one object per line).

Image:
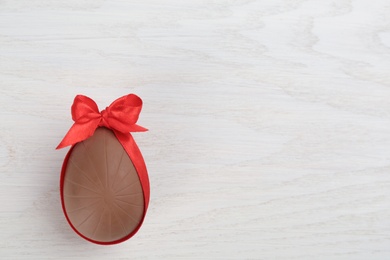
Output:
[{"xmin": 61, "ymin": 127, "xmax": 145, "ymax": 244}]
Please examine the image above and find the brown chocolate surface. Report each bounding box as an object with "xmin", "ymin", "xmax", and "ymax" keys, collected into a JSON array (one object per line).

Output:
[{"xmin": 63, "ymin": 127, "xmax": 144, "ymax": 243}]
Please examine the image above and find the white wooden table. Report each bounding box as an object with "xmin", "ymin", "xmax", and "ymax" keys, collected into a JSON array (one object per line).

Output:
[{"xmin": 1, "ymin": 0, "xmax": 390, "ymax": 259}]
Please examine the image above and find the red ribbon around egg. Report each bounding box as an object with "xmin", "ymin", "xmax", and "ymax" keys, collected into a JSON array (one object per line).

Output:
[{"xmin": 57, "ymin": 94, "xmax": 149, "ymax": 245}]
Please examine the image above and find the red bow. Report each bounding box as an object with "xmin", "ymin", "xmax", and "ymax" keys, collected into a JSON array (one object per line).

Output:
[{"xmin": 56, "ymin": 94, "xmax": 147, "ymax": 149}]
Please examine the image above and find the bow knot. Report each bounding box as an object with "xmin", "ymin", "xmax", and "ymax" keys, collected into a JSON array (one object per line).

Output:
[
  {"xmin": 99, "ymin": 108, "xmax": 110, "ymax": 128},
  {"xmin": 56, "ymin": 94, "xmax": 147, "ymax": 149}
]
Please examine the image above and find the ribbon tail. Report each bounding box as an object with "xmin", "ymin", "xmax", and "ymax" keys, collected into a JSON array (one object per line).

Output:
[
  {"xmin": 129, "ymin": 124, "xmax": 148, "ymax": 132},
  {"xmin": 56, "ymin": 120, "xmax": 100, "ymax": 149}
]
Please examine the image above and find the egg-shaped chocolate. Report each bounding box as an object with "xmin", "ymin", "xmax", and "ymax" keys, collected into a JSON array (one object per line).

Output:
[{"xmin": 61, "ymin": 127, "xmax": 145, "ymax": 244}]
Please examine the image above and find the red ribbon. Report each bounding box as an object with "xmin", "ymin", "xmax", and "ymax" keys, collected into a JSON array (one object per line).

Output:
[
  {"xmin": 56, "ymin": 94, "xmax": 147, "ymax": 149},
  {"xmin": 57, "ymin": 94, "xmax": 150, "ymax": 244}
]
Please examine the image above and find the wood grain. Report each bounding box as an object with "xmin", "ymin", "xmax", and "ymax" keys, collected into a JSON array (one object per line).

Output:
[{"xmin": 0, "ymin": 0, "xmax": 390, "ymax": 259}]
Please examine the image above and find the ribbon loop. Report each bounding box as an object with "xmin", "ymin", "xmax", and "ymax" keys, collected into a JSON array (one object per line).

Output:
[
  {"xmin": 71, "ymin": 95, "xmax": 100, "ymax": 122},
  {"xmin": 56, "ymin": 94, "xmax": 147, "ymax": 149}
]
